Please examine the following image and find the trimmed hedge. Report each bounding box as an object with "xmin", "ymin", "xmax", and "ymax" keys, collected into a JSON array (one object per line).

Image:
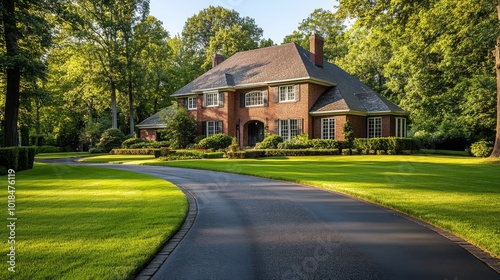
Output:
[
  {"xmin": 129, "ymin": 141, "xmax": 170, "ymax": 149},
  {"xmin": 121, "ymin": 138, "xmax": 147, "ymax": 148},
  {"xmin": 0, "ymin": 146, "xmax": 36, "ymax": 175},
  {"xmin": 35, "ymin": 145, "xmax": 63, "ymax": 153},
  {"xmin": 354, "ymin": 138, "xmax": 418, "ymax": 153},
  {"xmin": 198, "ymin": 134, "xmax": 233, "ymax": 150},
  {"xmin": 110, "ymin": 148, "xmax": 159, "ymax": 155},
  {"xmin": 227, "ymin": 149, "xmax": 342, "ymax": 159}
]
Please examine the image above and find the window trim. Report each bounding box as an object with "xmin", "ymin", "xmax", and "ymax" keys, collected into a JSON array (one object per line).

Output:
[
  {"xmin": 278, "ymin": 118, "xmax": 302, "ymax": 140},
  {"xmin": 204, "ymin": 91, "xmax": 219, "ymax": 107},
  {"xmin": 187, "ymin": 97, "xmax": 197, "ymax": 110},
  {"xmin": 279, "ymin": 85, "xmax": 296, "ymax": 102},
  {"xmin": 367, "ymin": 117, "xmax": 382, "ymax": 138},
  {"xmin": 245, "ymin": 91, "xmax": 264, "ymax": 107},
  {"xmin": 321, "ymin": 117, "xmax": 336, "ymax": 140},
  {"xmin": 395, "ymin": 117, "xmax": 407, "ymax": 138},
  {"xmin": 206, "ymin": 120, "xmax": 223, "ymax": 137}
]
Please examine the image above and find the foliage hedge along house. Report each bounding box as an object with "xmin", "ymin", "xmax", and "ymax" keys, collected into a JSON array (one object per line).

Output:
[{"xmin": 139, "ymin": 35, "xmax": 408, "ymax": 146}]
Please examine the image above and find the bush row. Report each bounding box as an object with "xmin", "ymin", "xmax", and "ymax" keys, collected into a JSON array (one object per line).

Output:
[
  {"xmin": 0, "ymin": 147, "xmax": 36, "ymax": 175},
  {"xmin": 354, "ymin": 138, "xmax": 418, "ymax": 152},
  {"xmin": 35, "ymin": 145, "xmax": 63, "ymax": 153},
  {"xmin": 110, "ymin": 149, "xmax": 159, "ymax": 155},
  {"xmin": 155, "ymin": 149, "xmax": 225, "ymax": 160},
  {"xmin": 227, "ymin": 149, "xmax": 342, "ymax": 159}
]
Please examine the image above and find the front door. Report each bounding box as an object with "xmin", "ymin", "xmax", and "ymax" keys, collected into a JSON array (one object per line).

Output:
[{"xmin": 248, "ymin": 121, "xmax": 264, "ymax": 147}]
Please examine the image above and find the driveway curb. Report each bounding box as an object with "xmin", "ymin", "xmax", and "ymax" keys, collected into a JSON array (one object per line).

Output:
[{"xmin": 135, "ymin": 183, "xmax": 198, "ymax": 280}]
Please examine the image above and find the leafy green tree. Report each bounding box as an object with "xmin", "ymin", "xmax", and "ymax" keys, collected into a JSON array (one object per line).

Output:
[
  {"xmin": 283, "ymin": 9, "xmax": 347, "ymax": 61},
  {"xmin": 182, "ymin": 6, "xmax": 263, "ymax": 72},
  {"xmin": 160, "ymin": 107, "xmax": 196, "ymax": 149}
]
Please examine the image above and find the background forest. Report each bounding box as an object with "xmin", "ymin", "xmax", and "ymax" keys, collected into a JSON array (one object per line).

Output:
[{"xmin": 0, "ymin": 0, "xmax": 498, "ymax": 151}]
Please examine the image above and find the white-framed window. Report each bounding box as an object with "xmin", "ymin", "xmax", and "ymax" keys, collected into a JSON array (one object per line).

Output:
[
  {"xmin": 245, "ymin": 91, "xmax": 264, "ymax": 107},
  {"xmin": 206, "ymin": 121, "xmax": 223, "ymax": 137},
  {"xmin": 279, "ymin": 85, "xmax": 296, "ymax": 102},
  {"xmin": 321, "ymin": 117, "xmax": 336, "ymax": 139},
  {"xmin": 204, "ymin": 91, "xmax": 219, "ymax": 107},
  {"xmin": 395, "ymin": 117, "xmax": 407, "ymax": 138},
  {"xmin": 187, "ymin": 97, "xmax": 197, "ymax": 110},
  {"xmin": 278, "ymin": 119, "xmax": 302, "ymax": 140},
  {"xmin": 367, "ymin": 117, "xmax": 382, "ymax": 138}
]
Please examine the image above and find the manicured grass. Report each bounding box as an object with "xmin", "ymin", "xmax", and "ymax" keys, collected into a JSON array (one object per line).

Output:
[
  {"xmin": 0, "ymin": 163, "xmax": 187, "ymax": 279},
  {"xmin": 36, "ymin": 152, "xmax": 95, "ymax": 159},
  {"xmin": 144, "ymin": 155, "xmax": 500, "ymax": 258},
  {"xmin": 78, "ymin": 154, "xmax": 156, "ymax": 164}
]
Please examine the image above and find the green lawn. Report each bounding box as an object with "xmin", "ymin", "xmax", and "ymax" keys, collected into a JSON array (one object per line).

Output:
[
  {"xmin": 35, "ymin": 152, "xmax": 95, "ymax": 159},
  {"xmin": 144, "ymin": 155, "xmax": 500, "ymax": 258},
  {"xmin": 78, "ymin": 154, "xmax": 156, "ymax": 164},
  {"xmin": 0, "ymin": 163, "xmax": 187, "ymax": 279}
]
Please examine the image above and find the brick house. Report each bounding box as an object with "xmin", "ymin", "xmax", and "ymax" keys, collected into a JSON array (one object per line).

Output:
[
  {"xmin": 136, "ymin": 109, "xmax": 167, "ymax": 141},
  {"xmin": 139, "ymin": 35, "xmax": 408, "ymax": 146}
]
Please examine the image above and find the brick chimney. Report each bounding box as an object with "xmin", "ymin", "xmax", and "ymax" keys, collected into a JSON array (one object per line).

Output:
[
  {"xmin": 212, "ymin": 52, "xmax": 224, "ymax": 68},
  {"xmin": 309, "ymin": 33, "xmax": 324, "ymax": 68}
]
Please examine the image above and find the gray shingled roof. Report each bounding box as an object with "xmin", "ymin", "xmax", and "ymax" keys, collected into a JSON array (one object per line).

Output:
[
  {"xmin": 136, "ymin": 110, "xmax": 167, "ymax": 129},
  {"xmin": 172, "ymin": 42, "xmax": 406, "ymax": 115}
]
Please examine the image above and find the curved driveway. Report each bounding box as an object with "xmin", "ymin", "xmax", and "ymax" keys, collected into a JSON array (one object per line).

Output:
[{"xmin": 84, "ymin": 163, "xmax": 498, "ymax": 279}]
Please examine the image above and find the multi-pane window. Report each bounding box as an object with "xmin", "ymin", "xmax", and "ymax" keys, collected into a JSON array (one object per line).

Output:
[
  {"xmin": 395, "ymin": 117, "xmax": 407, "ymax": 138},
  {"xmin": 321, "ymin": 117, "xmax": 336, "ymax": 139},
  {"xmin": 187, "ymin": 97, "xmax": 197, "ymax": 110},
  {"xmin": 367, "ymin": 117, "xmax": 382, "ymax": 138},
  {"xmin": 279, "ymin": 85, "xmax": 296, "ymax": 102},
  {"xmin": 204, "ymin": 92, "xmax": 219, "ymax": 107},
  {"xmin": 279, "ymin": 119, "xmax": 301, "ymax": 140},
  {"xmin": 206, "ymin": 121, "xmax": 223, "ymax": 137},
  {"xmin": 245, "ymin": 91, "xmax": 264, "ymax": 107}
]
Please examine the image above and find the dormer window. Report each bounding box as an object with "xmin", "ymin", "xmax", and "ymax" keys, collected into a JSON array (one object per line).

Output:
[{"xmin": 245, "ymin": 91, "xmax": 264, "ymax": 107}]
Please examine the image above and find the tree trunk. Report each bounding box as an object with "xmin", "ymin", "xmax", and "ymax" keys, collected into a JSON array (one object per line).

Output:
[
  {"xmin": 2, "ymin": 0, "xmax": 20, "ymax": 147},
  {"xmin": 128, "ymin": 80, "xmax": 134, "ymax": 135},
  {"xmin": 491, "ymin": 4, "xmax": 500, "ymax": 157},
  {"xmin": 110, "ymin": 81, "xmax": 118, "ymax": 129}
]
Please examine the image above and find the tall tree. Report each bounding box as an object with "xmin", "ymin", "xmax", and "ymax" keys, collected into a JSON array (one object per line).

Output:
[
  {"xmin": 283, "ymin": 8, "xmax": 347, "ymax": 61},
  {"xmin": 0, "ymin": 0, "xmax": 64, "ymax": 146},
  {"xmin": 491, "ymin": 0, "xmax": 500, "ymax": 157},
  {"xmin": 182, "ymin": 6, "xmax": 263, "ymax": 73}
]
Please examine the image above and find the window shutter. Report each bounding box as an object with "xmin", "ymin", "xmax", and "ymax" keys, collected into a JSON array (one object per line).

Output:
[
  {"xmin": 240, "ymin": 93, "xmax": 246, "ymax": 108},
  {"xmin": 202, "ymin": 121, "xmax": 207, "ymax": 136},
  {"xmin": 202, "ymin": 94, "xmax": 206, "ymax": 108},
  {"xmin": 217, "ymin": 121, "xmax": 223, "ymax": 134},
  {"xmin": 274, "ymin": 119, "xmax": 280, "ymax": 135},
  {"xmin": 297, "ymin": 118, "xmax": 303, "ymax": 134},
  {"xmin": 294, "ymin": 84, "xmax": 300, "ymax": 101},
  {"xmin": 273, "ymin": 87, "xmax": 279, "ymax": 103},
  {"xmin": 218, "ymin": 92, "xmax": 224, "ymax": 107},
  {"xmin": 263, "ymin": 90, "xmax": 269, "ymax": 107},
  {"xmin": 182, "ymin": 98, "xmax": 188, "ymax": 109}
]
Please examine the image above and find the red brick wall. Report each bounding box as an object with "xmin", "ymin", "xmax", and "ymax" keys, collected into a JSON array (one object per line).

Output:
[{"xmin": 347, "ymin": 115, "xmax": 367, "ymax": 138}]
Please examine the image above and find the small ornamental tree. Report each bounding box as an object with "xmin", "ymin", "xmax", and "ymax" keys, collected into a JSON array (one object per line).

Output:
[
  {"xmin": 97, "ymin": 128, "xmax": 125, "ymax": 152},
  {"xmin": 343, "ymin": 119, "xmax": 354, "ymax": 148},
  {"xmin": 160, "ymin": 107, "xmax": 197, "ymax": 149}
]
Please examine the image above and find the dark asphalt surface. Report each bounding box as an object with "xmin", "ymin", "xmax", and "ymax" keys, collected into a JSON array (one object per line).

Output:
[{"xmin": 46, "ymin": 160, "xmax": 500, "ymax": 279}]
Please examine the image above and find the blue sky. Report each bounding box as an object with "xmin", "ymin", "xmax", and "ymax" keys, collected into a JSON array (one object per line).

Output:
[{"xmin": 149, "ymin": 0, "xmax": 338, "ymax": 43}]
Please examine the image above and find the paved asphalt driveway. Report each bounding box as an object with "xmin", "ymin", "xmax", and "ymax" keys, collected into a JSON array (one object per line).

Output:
[{"xmin": 81, "ymin": 163, "xmax": 499, "ymax": 280}]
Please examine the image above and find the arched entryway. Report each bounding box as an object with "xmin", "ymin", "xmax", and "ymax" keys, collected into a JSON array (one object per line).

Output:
[{"xmin": 246, "ymin": 120, "xmax": 265, "ymax": 147}]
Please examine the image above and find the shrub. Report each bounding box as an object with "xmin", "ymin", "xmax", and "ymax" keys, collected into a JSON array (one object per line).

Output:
[
  {"xmin": 309, "ymin": 139, "xmax": 343, "ymax": 149},
  {"xmin": 202, "ymin": 152, "xmax": 225, "ymax": 159},
  {"xmin": 109, "ymin": 149, "xmax": 158, "ymax": 155},
  {"xmin": 257, "ymin": 134, "xmax": 283, "ymax": 149},
  {"xmin": 89, "ymin": 148, "xmax": 108, "ymax": 154},
  {"xmin": 159, "ymin": 107, "xmax": 197, "ymax": 149},
  {"xmin": 198, "ymin": 134, "xmax": 233, "ymax": 150},
  {"xmin": 129, "ymin": 141, "xmax": 170, "ymax": 149},
  {"xmin": 97, "ymin": 129, "xmax": 125, "ymax": 152},
  {"xmin": 121, "ymin": 138, "xmax": 147, "ymax": 148},
  {"xmin": 17, "ymin": 147, "xmax": 30, "ymax": 171},
  {"xmin": 227, "ymin": 149, "xmax": 341, "ymax": 159},
  {"xmin": 354, "ymin": 138, "xmax": 418, "ymax": 153},
  {"xmin": 0, "ymin": 147, "xmax": 19, "ymax": 171},
  {"xmin": 470, "ymin": 140, "xmax": 493, "ymax": 157},
  {"xmin": 35, "ymin": 145, "xmax": 63, "ymax": 153}
]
